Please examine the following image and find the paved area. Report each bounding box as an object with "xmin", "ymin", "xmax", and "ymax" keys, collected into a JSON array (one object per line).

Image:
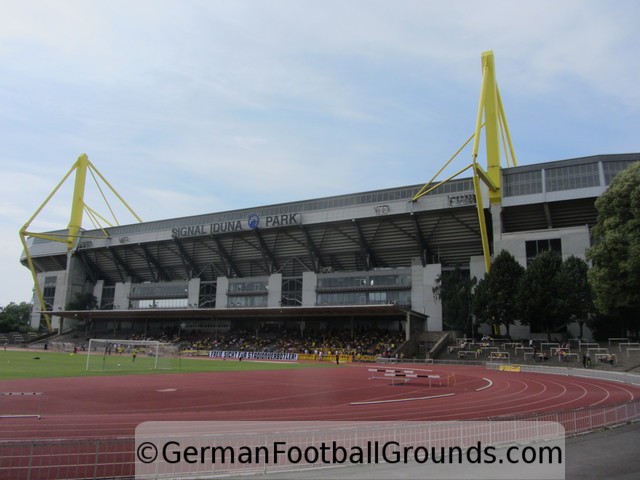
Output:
[
  {"xmin": 565, "ymin": 421, "xmax": 640, "ymax": 479},
  {"xmin": 252, "ymin": 421, "xmax": 640, "ymax": 479}
]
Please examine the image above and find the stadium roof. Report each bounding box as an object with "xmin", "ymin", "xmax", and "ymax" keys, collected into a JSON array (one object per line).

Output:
[
  {"xmin": 56, "ymin": 304, "xmax": 426, "ymax": 321},
  {"xmin": 22, "ymin": 153, "xmax": 640, "ymax": 284}
]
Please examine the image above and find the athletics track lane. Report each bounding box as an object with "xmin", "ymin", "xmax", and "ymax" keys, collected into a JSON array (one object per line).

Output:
[{"xmin": 1, "ymin": 364, "xmax": 639, "ymax": 441}]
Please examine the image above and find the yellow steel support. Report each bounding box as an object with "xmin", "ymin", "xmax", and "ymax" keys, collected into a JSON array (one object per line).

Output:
[
  {"xmin": 478, "ymin": 51, "xmax": 502, "ymax": 206},
  {"xmin": 472, "ymin": 161, "xmax": 492, "ymax": 273},
  {"xmin": 412, "ymin": 51, "xmax": 517, "ymax": 273},
  {"xmin": 67, "ymin": 154, "xmax": 90, "ymax": 248},
  {"xmin": 412, "ymin": 131, "xmax": 478, "ymax": 201},
  {"xmin": 19, "ymin": 154, "xmax": 141, "ymax": 331}
]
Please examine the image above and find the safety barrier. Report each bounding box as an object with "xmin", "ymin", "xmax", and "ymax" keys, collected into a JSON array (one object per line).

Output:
[
  {"xmin": 0, "ymin": 437, "xmax": 135, "ymax": 480},
  {"xmin": 485, "ymin": 362, "xmax": 640, "ymax": 387}
]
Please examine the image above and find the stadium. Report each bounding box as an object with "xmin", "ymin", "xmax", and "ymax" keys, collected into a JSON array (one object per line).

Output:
[
  {"xmin": 4, "ymin": 51, "xmax": 640, "ymax": 479},
  {"xmin": 18, "ymin": 151, "xmax": 640, "ymax": 346},
  {"xmin": 16, "ymin": 51, "xmax": 640, "ymax": 347}
]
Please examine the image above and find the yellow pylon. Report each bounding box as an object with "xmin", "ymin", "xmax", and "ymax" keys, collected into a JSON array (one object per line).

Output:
[
  {"xmin": 19, "ymin": 154, "xmax": 142, "ymax": 331},
  {"xmin": 413, "ymin": 51, "xmax": 517, "ymax": 273}
]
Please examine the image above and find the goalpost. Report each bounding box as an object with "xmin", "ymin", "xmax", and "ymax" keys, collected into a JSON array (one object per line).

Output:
[{"xmin": 85, "ymin": 339, "xmax": 180, "ymax": 371}]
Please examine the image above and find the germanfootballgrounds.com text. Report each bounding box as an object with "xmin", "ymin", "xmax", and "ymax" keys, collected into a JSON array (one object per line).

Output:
[{"xmin": 136, "ymin": 439, "xmax": 562, "ymax": 467}]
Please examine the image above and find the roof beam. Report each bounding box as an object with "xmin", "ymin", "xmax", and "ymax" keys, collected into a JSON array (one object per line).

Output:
[
  {"xmin": 53, "ymin": 255, "xmax": 67, "ymax": 271},
  {"xmin": 299, "ymin": 225, "xmax": 323, "ymax": 271},
  {"xmin": 75, "ymin": 250, "xmax": 103, "ymax": 284},
  {"xmin": 253, "ymin": 228, "xmax": 280, "ymax": 273},
  {"xmin": 108, "ymin": 247, "xmax": 141, "ymax": 283},
  {"xmin": 212, "ymin": 235, "xmax": 241, "ymax": 278},
  {"xmin": 140, "ymin": 244, "xmax": 171, "ymax": 282},
  {"xmin": 411, "ymin": 214, "xmax": 430, "ymax": 267},
  {"xmin": 172, "ymin": 236, "xmax": 200, "ymax": 279},
  {"xmin": 353, "ymin": 219, "xmax": 378, "ymax": 270}
]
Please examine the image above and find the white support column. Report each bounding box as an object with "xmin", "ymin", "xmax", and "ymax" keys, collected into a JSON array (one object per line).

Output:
[
  {"xmin": 93, "ymin": 280, "xmax": 104, "ymax": 307},
  {"xmin": 187, "ymin": 278, "xmax": 200, "ymax": 307},
  {"xmin": 114, "ymin": 280, "xmax": 131, "ymax": 310},
  {"xmin": 268, "ymin": 273, "xmax": 282, "ymax": 307},
  {"xmin": 302, "ymin": 271, "xmax": 317, "ymax": 306},
  {"xmin": 216, "ymin": 277, "xmax": 229, "ymax": 308},
  {"xmin": 423, "ymin": 264, "xmax": 442, "ymax": 331},
  {"xmin": 405, "ymin": 311, "xmax": 411, "ymax": 341}
]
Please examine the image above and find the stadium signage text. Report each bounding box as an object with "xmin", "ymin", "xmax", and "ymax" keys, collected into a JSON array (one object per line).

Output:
[{"xmin": 171, "ymin": 213, "xmax": 300, "ymax": 238}]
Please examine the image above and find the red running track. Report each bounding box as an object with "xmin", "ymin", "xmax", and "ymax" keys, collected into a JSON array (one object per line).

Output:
[{"xmin": 1, "ymin": 363, "xmax": 639, "ymax": 441}]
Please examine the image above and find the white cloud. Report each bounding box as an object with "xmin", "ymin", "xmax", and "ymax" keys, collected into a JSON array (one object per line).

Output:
[{"xmin": 1, "ymin": 0, "xmax": 639, "ymax": 305}]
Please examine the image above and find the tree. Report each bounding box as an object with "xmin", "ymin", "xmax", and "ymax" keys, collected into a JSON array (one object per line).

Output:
[
  {"xmin": 472, "ymin": 250, "xmax": 524, "ymax": 338},
  {"xmin": 433, "ymin": 268, "xmax": 476, "ymax": 334},
  {"xmin": 0, "ymin": 302, "xmax": 33, "ymax": 333},
  {"xmin": 66, "ymin": 293, "xmax": 98, "ymax": 311},
  {"xmin": 517, "ymin": 250, "xmax": 568, "ymax": 341},
  {"xmin": 587, "ymin": 161, "xmax": 640, "ymax": 337},
  {"xmin": 471, "ymin": 276, "xmax": 491, "ymax": 332},
  {"xmin": 557, "ymin": 256, "xmax": 594, "ymax": 339}
]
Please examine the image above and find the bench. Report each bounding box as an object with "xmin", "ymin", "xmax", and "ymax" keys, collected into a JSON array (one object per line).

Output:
[
  {"xmin": 587, "ymin": 347, "xmax": 609, "ymax": 355},
  {"xmin": 595, "ymin": 353, "xmax": 616, "ymax": 365},
  {"xmin": 457, "ymin": 350, "xmax": 479, "ymax": 359},
  {"xmin": 515, "ymin": 346, "xmax": 533, "ymax": 355},
  {"xmin": 488, "ymin": 352, "xmax": 510, "ymax": 360},
  {"xmin": 524, "ymin": 352, "xmax": 549, "ymax": 361},
  {"xmin": 557, "ymin": 352, "xmax": 579, "ymax": 362},
  {"xmin": 618, "ymin": 342, "xmax": 640, "ymax": 352}
]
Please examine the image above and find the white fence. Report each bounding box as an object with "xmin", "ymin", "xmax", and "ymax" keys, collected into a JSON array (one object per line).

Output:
[{"xmin": 485, "ymin": 362, "xmax": 640, "ymax": 387}]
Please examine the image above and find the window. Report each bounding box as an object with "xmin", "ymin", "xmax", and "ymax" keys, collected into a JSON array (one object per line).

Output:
[
  {"xmin": 546, "ymin": 163, "xmax": 599, "ymax": 192},
  {"xmin": 603, "ymin": 160, "xmax": 636, "ymax": 185},
  {"xmin": 281, "ymin": 277, "xmax": 302, "ymax": 306},
  {"xmin": 199, "ymin": 281, "xmax": 217, "ymax": 308},
  {"xmin": 101, "ymin": 285, "xmax": 115, "ymax": 310},
  {"xmin": 504, "ymin": 170, "xmax": 543, "ymax": 197},
  {"xmin": 43, "ymin": 276, "xmax": 56, "ymax": 311},
  {"xmin": 525, "ymin": 239, "xmax": 562, "ymax": 265},
  {"xmin": 228, "ymin": 280, "xmax": 267, "ymax": 293}
]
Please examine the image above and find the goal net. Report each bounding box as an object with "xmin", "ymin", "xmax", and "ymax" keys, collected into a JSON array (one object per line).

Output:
[{"xmin": 85, "ymin": 339, "xmax": 180, "ymax": 372}]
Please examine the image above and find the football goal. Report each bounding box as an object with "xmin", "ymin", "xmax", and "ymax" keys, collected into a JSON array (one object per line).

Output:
[{"xmin": 85, "ymin": 339, "xmax": 180, "ymax": 372}]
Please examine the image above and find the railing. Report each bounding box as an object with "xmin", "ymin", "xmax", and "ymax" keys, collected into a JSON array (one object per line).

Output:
[
  {"xmin": 0, "ymin": 437, "xmax": 135, "ymax": 480},
  {"xmin": 485, "ymin": 362, "xmax": 640, "ymax": 387}
]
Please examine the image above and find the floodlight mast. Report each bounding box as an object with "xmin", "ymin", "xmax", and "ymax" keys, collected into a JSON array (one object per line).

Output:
[
  {"xmin": 19, "ymin": 154, "xmax": 142, "ymax": 332},
  {"xmin": 412, "ymin": 50, "xmax": 517, "ymax": 273}
]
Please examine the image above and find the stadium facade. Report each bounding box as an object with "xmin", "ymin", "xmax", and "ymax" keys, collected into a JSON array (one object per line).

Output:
[{"xmin": 20, "ymin": 152, "xmax": 640, "ymax": 342}]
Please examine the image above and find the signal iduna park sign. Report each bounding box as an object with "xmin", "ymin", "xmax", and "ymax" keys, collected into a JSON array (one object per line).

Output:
[{"xmin": 171, "ymin": 213, "xmax": 300, "ymax": 238}]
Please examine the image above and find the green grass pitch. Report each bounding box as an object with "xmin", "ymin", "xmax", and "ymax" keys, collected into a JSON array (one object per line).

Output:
[{"xmin": 0, "ymin": 349, "xmax": 334, "ymax": 380}]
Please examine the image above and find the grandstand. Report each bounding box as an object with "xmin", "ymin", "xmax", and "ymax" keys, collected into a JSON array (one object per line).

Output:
[{"xmin": 19, "ymin": 153, "xmax": 640, "ymax": 346}]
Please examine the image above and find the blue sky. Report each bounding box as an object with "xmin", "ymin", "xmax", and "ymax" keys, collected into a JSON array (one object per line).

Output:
[{"xmin": 1, "ymin": 0, "xmax": 639, "ymax": 306}]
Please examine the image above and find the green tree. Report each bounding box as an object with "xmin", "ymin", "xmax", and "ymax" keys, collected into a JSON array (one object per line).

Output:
[
  {"xmin": 471, "ymin": 250, "xmax": 524, "ymax": 338},
  {"xmin": 66, "ymin": 293, "xmax": 98, "ymax": 311},
  {"xmin": 0, "ymin": 302, "xmax": 33, "ymax": 333},
  {"xmin": 517, "ymin": 250, "xmax": 568, "ymax": 341},
  {"xmin": 557, "ymin": 256, "xmax": 594, "ymax": 340},
  {"xmin": 433, "ymin": 268, "xmax": 475, "ymax": 334},
  {"xmin": 587, "ymin": 161, "xmax": 640, "ymax": 336},
  {"xmin": 471, "ymin": 276, "xmax": 491, "ymax": 332}
]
